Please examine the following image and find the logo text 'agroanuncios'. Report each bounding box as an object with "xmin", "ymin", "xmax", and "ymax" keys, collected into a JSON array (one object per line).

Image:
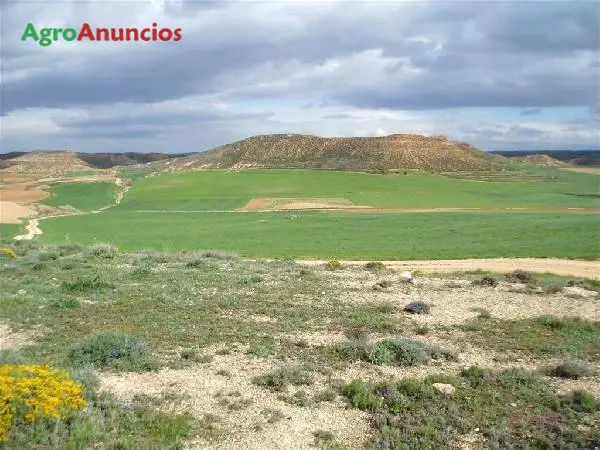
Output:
[{"xmin": 22, "ymin": 22, "xmax": 183, "ymax": 47}]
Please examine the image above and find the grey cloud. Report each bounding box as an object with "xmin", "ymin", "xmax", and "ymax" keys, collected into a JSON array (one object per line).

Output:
[
  {"xmin": 2, "ymin": 0, "xmax": 599, "ymax": 151},
  {"xmin": 520, "ymin": 108, "xmax": 541, "ymax": 116}
]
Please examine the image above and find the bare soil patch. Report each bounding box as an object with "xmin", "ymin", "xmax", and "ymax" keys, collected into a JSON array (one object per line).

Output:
[
  {"xmin": 0, "ymin": 201, "xmax": 34, "ymax": 224},
  {"xmin": 298, "ymin": 258, "xmax": 600, "ymax": 279},
  {"xmin": 238, "ymin": 197, "xmax": 370, "ymax": 212},
  {"xmin": 100, "ymin": 351, "xmax": 370, "ymax": 450},
  {"xmin": 561, "ymin": 167, "xmax": 600, "ymax": 175},
  {"xmin": 238, "ymin": 199, "xmax": 599, "ymax": 214},
  {"xmin": 325, "ymin": 270, "xmax": 600, "ymax": 325},
  {"xmin": 0, "ymin": 322, "xmax": 37, "ymax": 350}
]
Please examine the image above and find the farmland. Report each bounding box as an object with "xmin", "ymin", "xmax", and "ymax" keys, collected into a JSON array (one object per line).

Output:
[
  {"xmin": 41, "ymin": 182, "xmax": 117, "ymax": 211},
  {"xmin": 117, "ymin": 168, "xmax": 600, "ymax": 211},
  {"xmin": 31, "ymin": 168, "xmax": 600, "ymax": 260}
]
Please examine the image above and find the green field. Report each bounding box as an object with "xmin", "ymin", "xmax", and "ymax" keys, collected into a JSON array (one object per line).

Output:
[
  {"xmin": 42, "ymin": 182, "xmax": 117, "ymax": 211},
  {"xmin": 38, "ymin": 211, "xmax": 599, "ymax": 259},
  {"xmin": 118, "ymin": 169, "xmax": 600, "ymax": 211},
  {"xmin": 0, "ymin": 224, "xmax": 21, "ymax": 240},
  {"xmin": 36, "ymin": 169, "xmax": 599, "ymax": 259}
]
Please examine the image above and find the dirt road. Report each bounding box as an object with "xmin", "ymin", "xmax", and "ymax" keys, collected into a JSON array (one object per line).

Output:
[
  {"xmin": 295, "ymin": 258, "xmax": 600, "ymax": 279},
  {"xmin": 13, "ymin": 218, "xmax": 42, "ymax": 241}
]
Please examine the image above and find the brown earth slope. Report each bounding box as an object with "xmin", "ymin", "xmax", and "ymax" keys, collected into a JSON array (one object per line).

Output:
[
  {"xmin": 512, "ymin": 154, "xmax": 567, "ymax": 167},
  {"xmin": 0, "ymin": 151, "xmax": 92, "ymax": 176},
  {"xmin": 172, "ymin": 133, "xmax": 507, "ymax": 173}
]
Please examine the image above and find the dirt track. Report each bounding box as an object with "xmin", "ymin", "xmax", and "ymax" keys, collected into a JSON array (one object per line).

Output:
[{"xmin": 296, "ymin": 258, "xmax": 600, "ymax": 279}]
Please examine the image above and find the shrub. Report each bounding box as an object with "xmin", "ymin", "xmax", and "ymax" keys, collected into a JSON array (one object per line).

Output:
[
  {"xmin": 252, "ymin": 366, "xmax": 313, "ymax": 391},
  {"xmin": 505, "ymin": 270, "xmax": 536, "ymax": 284},
  {"xmin": 31, "ymin": 262, "xmax": 47, "ymax": 271},
  {"xmin": 472, "ymin": 276, "xmax": 498, "ymax": 287},
  {"xmin": 57, "ymin": 242, "xmax": 83, "ymax": 256},
  {"xmin": 201, "ymin": 251, "xmax": 237, "ymax": 260},
  {"xmin": 341, "ymin": 379, "xmax": 383, "ymax": 410},
  {"xmin": 403, "ymin": 301, "xmax": 430, "ymax": 314},
  {"xmin": 562, "ymin": 390, "xmax": 598, "ymax": 412},
  {"xmin": 241, "ymin": 275, "xmax": 264, "ymax": 284},
  {"xmin": 0, "ymin": 364, "xmax": 86, "ymax": 442},
  {"xmin": 0, "ymin": 247, "xmax": 16, "ymax": 259},
  {"xmin": 326, "ymin": 260, "xmax": 343, "ymax": 270},
  {"xmin": 183, "ymin": 254, "xmax": 208, "ymax": 268},
  {"xmin": 414, "ymin": 326, "xmax": 430, "ymax": 335},
  {"xmin": 335, "ymin": 337, "xmax": 453, "ymax": 367},
  {"xmin": 365, "ymin": 261, "xmax": 386, "ymax": 272},
  {"xmin": 132, "ymin": 251, "xmax": 171, "ymax": 264},
  {"xmin": 180, "ymin": 349, "xmax": 213, "ymax": 364},
  {"xmin": 85, "ymin": 243, "xmax": 117, "ymax": 259},
  {"xmin": 0, "ymin": 350, "xmax": 27, "ymax": 365},
  {"xmin": 545, "ymin": 360, "xmax": 591, "ymax": 379},
  {"xmin": 68, "ymin": 332, "xmax": 157, "ymax": 371},
  {"xmin": 543, "ymin": 284, "xmax": 563, "ymax": 294},
  {"xmin": 471, "ymin": 307, "xmax": 491, "ymax": 319},
  {"xmin": 61, "ymin": 275, "xmax": 112, "ymax": 293},
  {"xmin": 278, "ymin": 390, "xmax": 311, "ymax": 407},
  {"xmin": 53, "ymin": 297, "xmax": 80, "ymax": 309},
  {"xmin": 313, "ymin": 388, "xmax": 337, "ymax": 403},
  {"xmin": 60, "ymin": 259, "xmax": 78, "ymax": 270},
  {"xmin": 38, "ymin": 250, "xmax": 59, "ymax": 261},
  {"xmin": 566, "ymin": 279, "xmax": 585, "ymax": 288}
]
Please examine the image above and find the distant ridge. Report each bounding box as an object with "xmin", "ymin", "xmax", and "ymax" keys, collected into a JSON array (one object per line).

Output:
[
  {"xmin": 492, "ymin": 150, "xmax": 600, "ymax": 167},
  {"xmin": 0, "ymin": 151, "xmax": 183, "ymax": 172},
  {"xmin": 0, "ymin": 151, "xmax": 92, "ymax": 175}
]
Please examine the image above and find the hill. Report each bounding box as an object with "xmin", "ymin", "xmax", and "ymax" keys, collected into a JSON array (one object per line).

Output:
[
  {"xmin": 511, "ymin": 154, "xmax": 567, "ymax": 167},
  {"xmin": 172, "ymin": 133, "xmax": 506, "ymax": 173},
  {"xmin": 0, "ymin": 151, "xmax": 187, "ymax": 173},
  {"xmin": 0, "ymin": 151, "xmax": 93, "ymax": 175},
  {"xmin": 492, "ymin": 150, "xmax": 600, "ymax": 166},
  {"xmin": 76, "ymin": 152, "xmax": 184, "ymax": 169}
]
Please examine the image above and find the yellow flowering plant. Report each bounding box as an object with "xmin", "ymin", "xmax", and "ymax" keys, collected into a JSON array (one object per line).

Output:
[
  {"xmin": 0, "ymin": 364, "xmax": 86, "ymax": 442},
  {"xmin": 0, "ymin": 247, "xmax": 16, "ymax": 259}
]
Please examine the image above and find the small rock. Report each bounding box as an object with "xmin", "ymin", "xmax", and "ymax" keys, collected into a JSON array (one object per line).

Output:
[
  {"xmin": 507, "ymin": 283, "xmax": 528, "ymax": 293},
  {"xmin": 17, "ymin": 289, "xmax": 26, "ymax": 295},
  {"xmin": 510, "ymin": 403, "xmax": 517, "ymax": 407},
  {"xmin": 433, "ymin": 383, "xmax": 455, "ymax": 396},
  {"xmin": 564, "ymin": 286, "xmax": 596, "ymax": 298},
  {"xmin": 404, "ymin": 301, "xmax": 430, "ymax": 314},
  {"xmin": 400, "ymin": 271, "xmax": 414, "ymax": 283}
]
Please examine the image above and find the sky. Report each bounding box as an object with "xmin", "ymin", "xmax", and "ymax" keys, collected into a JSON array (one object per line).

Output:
[{"xmin": 1, "ymin": 0, "xmax": 599, "ymax": 153}]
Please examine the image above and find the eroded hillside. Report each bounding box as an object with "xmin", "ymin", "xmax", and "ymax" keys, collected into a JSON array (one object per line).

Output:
[{"xmin": 175, "ymin": 133, "xmax": 506, "ymax": 173}]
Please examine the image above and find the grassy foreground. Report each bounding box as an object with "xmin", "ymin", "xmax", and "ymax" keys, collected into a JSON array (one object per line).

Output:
[
  {"xmin": 0, "ymin": 241, "xmax": 598, "ymax": 448},
  {"xmin": 39, "ymin": 211, "xmax": 599, "ymax": 259}
]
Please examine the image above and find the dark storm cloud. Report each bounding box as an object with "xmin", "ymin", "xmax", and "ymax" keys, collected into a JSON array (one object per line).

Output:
[
  {"xmin": 59, "ymin": 110, "xmax": 272, "ymax": 129},
  {"xmin": 4, "ymin": 1, "xmax": 596, "ymax": 114},
  {"xmin": 3, "ymin": 0, "xmax": 599, "ymax": 152}
]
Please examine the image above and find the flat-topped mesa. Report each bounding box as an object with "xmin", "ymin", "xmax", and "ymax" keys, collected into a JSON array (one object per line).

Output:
[
  {"xmin": 385, "ymin": 134, "xmax": 449, "ymax": 142},
  {"xmin": 177, "ymin": 132, "xmax": 506, "ymax": 173}
]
